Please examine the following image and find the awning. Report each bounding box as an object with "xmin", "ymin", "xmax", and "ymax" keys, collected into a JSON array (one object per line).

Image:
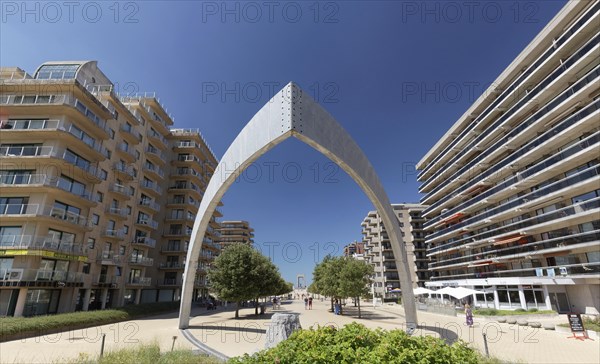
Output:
[
  {"xmin": 468, "ymin": 260, "xmax": 492, "ymax": 268},
  {"xmin": 441, "ymin": 212, "xmax": 465, "ymax": 224},
  {"xmin": 492, "ymin": 235, "xmax": 526, "ymax": 246}
]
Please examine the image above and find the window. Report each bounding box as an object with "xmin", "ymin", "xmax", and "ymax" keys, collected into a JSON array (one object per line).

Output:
[
  {"xmin": 109, "ymin": 129, "xmax": 115, "ymax": 138},
  {"xmin": 129, "ymin": 186, "xmax": 135, "ymax": 196},
  {"xmin": 47, "ymin": 229, "xmax": 75, "ymax": 245},
  {"xmin": 51, "ymin": 201, "xmax": 81, "ymax": 222},
  {"xmin": 87, "ymin": 238, "xmax": 95, "ymax": 249},
  {"xmin": 126, "ymin": 206, "xmax": 132, "ymax": 215},
  {"xmin": 119, "ymin": 245, "xmax": 126, "ymax": 255},
  {"xmin": 82, "ymin": 263, "xmax": 91, "ymax": 274},
  {"xmin": 35, "ymin": 64, "xmax": 79, "ymax": 79},
  {"xmin": 99, "ymin": 169, "xmax": 108, "ymax": 180},
  {"xmin": 57, "ymin": 175, "xmax": 87, "ymax": 197},
  {"xmin": 92, "ymin": 214, "xmax": 100, "ymax": 226},
  {"xmin": 135, "ymin": 150, "xmax": 141, "ymax": 159},
  {"xmin": 0, "ymin": 197, "xmax": 29, "ymax": 214},
  {"xmin": 107, "ymin": 220, "xmax": 116, "ymax": 231},
  {"xmin": 63, "ymin": 149, "xmax": 91, "ymax": 171},
  {"xmin": 0, "ymin": 226, "xmax": 22, "ymax": 245},
  {"xmin": 123, "ymin": 225, "xmax": 129, "ymax": 234},
  {"xmin": 95, "ymin": 191, "xmax": 104, "ymax": 202}
]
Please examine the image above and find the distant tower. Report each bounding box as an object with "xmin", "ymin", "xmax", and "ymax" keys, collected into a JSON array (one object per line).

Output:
[{"xmin": 296, "ymin": 274, "xmax": 305, "ymax": 289}]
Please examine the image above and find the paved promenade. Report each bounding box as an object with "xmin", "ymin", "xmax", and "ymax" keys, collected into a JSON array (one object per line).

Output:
[{"xmin": 1, "ymin": 299, "xmax": 598, "ymax": 363}]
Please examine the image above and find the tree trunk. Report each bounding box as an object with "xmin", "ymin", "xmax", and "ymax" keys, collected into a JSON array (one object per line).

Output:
[
  {"xmin": 235, "ymin": 301, "xmax": 240, "ymax": 319},
  {"xmin": 330, "ymin": 297, "xmax": 334, "ymax": 312},
  {"xmin": 357, "ymin": 297, "xmax": 361, "ymax": 318},
  {"xmin": 255, "ymin": 297, "xmax": 259, "ymax": 315}
]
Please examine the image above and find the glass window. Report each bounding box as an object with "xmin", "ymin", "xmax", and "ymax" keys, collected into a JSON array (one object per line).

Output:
[
  {"xmin": 92, "ymin": 214, "xmax": 100, "ymax": 226},
  {"xmin": 0, "ymin": 226, "xmax": 22, "ymax": 245},
  {"xmin": 87, "ymin": 238, "xmax": 95, "ymax": 249}
]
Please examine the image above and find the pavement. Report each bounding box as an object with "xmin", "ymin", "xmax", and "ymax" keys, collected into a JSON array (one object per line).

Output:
[{"xmin": 1, "ymin": 299, "xmax": 599, "ymax": 363}]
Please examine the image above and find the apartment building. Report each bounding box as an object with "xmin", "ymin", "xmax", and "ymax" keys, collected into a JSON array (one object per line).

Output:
[
  {"xmin": 0, "ymin": 61, "xmax": 221, "ymax": 316},
  {"xmin": 343, "ymin": 241, "xmax": 365, "ymax": 259},
  {"xmin": 417, "ymin": 1, "xmax": 599, "ymax": 314},
  {"xmin": 362, "ymin": 204, "xmax": 429, "ymax": 298},
  {"xmin": 217, "ymin": 220, "xmax": 254, "ymax": 248}
]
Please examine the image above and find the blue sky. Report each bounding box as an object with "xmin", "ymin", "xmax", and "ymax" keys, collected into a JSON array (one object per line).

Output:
[{"xmin": 1, "ymin": 1, "xmax": 566, "ymax": 284}]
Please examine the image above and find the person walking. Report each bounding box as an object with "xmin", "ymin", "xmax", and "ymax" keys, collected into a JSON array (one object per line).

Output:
[
  {"xmin": 304, "ymin": 297, "xmax": 309, "ymax": 310},
  {"xmin": 308, "ymin": 296, "xmax": 313, "ymax": 310},
  {"xmin": 465, "ymin": 303, "xmax": 473, "ymax": 326}
]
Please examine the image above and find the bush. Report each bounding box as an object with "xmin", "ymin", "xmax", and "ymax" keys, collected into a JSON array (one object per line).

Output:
[
  {"xmin": 473, "ymin": 308, "xmax": 498, "ymax": 316},
  {"xmin": 230, "ymin": 322, "xmax": 486, "ymax": 364},
  {"xmin": 514, "ymin": 308, "xmax": 526, "ymax": 312},
  {"xmin": 528, "ymin": 308, "xmax": 538, "ymax": 312},
  {"xmin": 1, "ymin": 301, "xmax": 181, "ymax": 340}
]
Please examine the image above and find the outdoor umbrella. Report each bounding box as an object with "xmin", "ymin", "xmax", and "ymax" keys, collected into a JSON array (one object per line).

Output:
[
  {"xmin": 413, "ymin": 287, "xmax": 435, "ymax": 295},
  {"xmin": 450, "ymin": 287, "xmax": 484, "ymax": 300}
]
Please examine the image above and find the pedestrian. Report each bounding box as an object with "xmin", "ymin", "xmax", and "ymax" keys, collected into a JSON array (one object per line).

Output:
[
  {"xmin": 334, "ymin": 299, "xmax": 341, "ymax": 315},
  {"xmin": 304, "ymin": 297, "xmax": 308, "ymax": 310},
  {"xmin": 465, "ymin": 303, "xmax": 473, "ymax": 326},
  {"xmin": 308, "ymin": 296, "xmax": 313, "ymax": 310}
]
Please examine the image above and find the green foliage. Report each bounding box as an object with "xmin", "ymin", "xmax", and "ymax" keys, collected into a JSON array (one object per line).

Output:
[
  {"xmin": 311, "ymin": 255, "xmax": 373, "ymax": 300},
  {"xmin": 1, "ymin": 301, "xmax": 179, "ymax": 339},
  {"xmin": 527, "ymin": 308, "xmax": 538, "ymax": 312},
  {"xmin": 208, "ymin": 243, "xmax": 286, "ymax": 317},
  {"xmin": 557, "ymin": 316, "xmax": 600, "ymax": 332},
  {"xmin": 229, "ymin": 322, "xmax": 484, "ymax": 364},
  {"xmin": 514, "ymin": 308, "xmax": 526, "ymax": 312},
  {"xmin": 61, "ymin": 343, "xmax": 220, "ymax": 364}
]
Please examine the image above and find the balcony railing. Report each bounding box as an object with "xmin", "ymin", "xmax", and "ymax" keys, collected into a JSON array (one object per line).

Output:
[
  {"xmin": 132, "ymin": 236, "xmax": 156, "ymax": 248},
  {"xmin": 102, "ymin": 228, "xmax": 125, "ymax": 239},
  {"xmin": 105, "ymin": 207, "xmax": 128, "ymax": 218},
  {"xmin": 0, "ymin": 235, "xmax": 87, "ymax": 255},
  {"xmin": 0, "ymin": 204, "xmax": 92, "ymax": 228},
  {"xmin": 159, "ymin": 262, "xmax": 185, "ymax": 269},
  {"xmin": 96, "ymin": 251, "xmax": 123, "ymax": 264},
  {"xmin": 147, "ymin": 130, "xmax": 167, "ymax": 146},
  {"xmin": 0, "ymin": 268, "xmax": 84, "ymax": 283},
  {"xmin": 143, "ymin": 164, "xmax": 165, "ymax": 178},
  {"xmin": 117, "ymin": 143, "xmax": 137, "ymax": 159},
  {"xmin": 94, "ymin": 274, "xmax": 122, "ymax": 285},
  {"xmin": 127, "ymin": 277, "xmax": 152, "ymax": 286},
  {"xmin": 160, "ymin": 278, "xmax": 182, "ymax": 286},
  {"xmin": 129, "ymin": 256, "xmax": 154, "ymax": 266},
  {"xmin": 119, "ymin": 124, "xmax": 142, "ymax": 141},
  {"xmin": 145, "ymin": 146, "xmax": 165, "ymax": 160},
  {"xmin": 141, "ymin": 180, "xmax": 162, "ymax": 194},
  {"xmin": 109, "ymin": 183, "xmax": 133, "ymax": 197},
  {"xmin": 0, "ymin": 173, "xmax": 47, "ymax": 186},
  {"xmin": 429, "ymin": 197, "xmax": 600, "ymax": 256},
  {"xmin": 136, "ymin": 219, "xmax": 158, "ymax": 229},
  {"xmin": 138, "ymin": 199, "xmax": 160, "ymax": 211}
]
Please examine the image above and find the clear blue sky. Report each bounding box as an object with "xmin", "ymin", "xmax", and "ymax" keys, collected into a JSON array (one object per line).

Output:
[{"xmin": 1, "ymin": 1, "xmax": 566, "ymax": 284}]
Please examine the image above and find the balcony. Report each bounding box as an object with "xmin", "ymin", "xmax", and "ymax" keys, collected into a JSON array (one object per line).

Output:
[
  {"xmin": 119, "ymin": 124, "xmax": 142, "ymax": 144},
  {"xmin": 159, "ymin": 278, "xmax": 182, "ymax": 286},
  {"xmin": 116, "ymin": 143, "xmax": 137, "ymax": 162},
  {"xmin": 132, "ymin": 236, "xmax": 156, "ymax": 248},
  {"xmin": 0, "ymin": 204, "xmax": 91, "ymax": 230},
  {"xmin": 163, "ymin": 228, "xmax": 192, "ymax": 237},
  {"xmin": 161, "ymin": 244, "xmax": 187, "ymax": 253},
  {"xmin": 1, "ymin": 119, "xmax": 109, "ymax": 159},
  {"xmin": 96, "ymin": 251, "xmax": 123, "ymax": 265},
  {"xmin": 0, "ymin": 235, "xmax": 86, "ymax": 255},
  {"xmin": 129, "ymin": 256, "xmax": 154, "ymax": 267},
  {"xmin": 109, "ymin": 183, "xmax": 133, "ymax": 199},
  {"xmin": 159, "ymin": 262, "xmax": 185, "ymax": 270},
  {"xmin": 105, "ymin": 207, "xmax": 128, "ymax": 219},
  {"xmin": 138, "ymin": 198, "xmax": 160, "ymax": 212},
  {"xmin": 143, "ymin": 164, "xmax": 165, "ymax": 180},
  {"xmin": 113, "ymin": 163, "xmax": 136, "ymax": 180},
  {"xmin": 127, "ymin": 277, "xmax": 152, "ymax": 286},
  {"xmin": 145, "ymin": 146, "xmax": 166, "ymax": 164},
  {"xmin": 93, "ymin": 274, "xmax": 122, "ymax": 287},
  {"xmin": 0, "ymin": 269, "xmax": 84, "ymax": 284},
  {"xmin": 147, "ymin": 130, "xmax": 168, "ymax": 147},
  {"xmin": 135, "ymin": 218, "xmax": 159, "ymax": 229},
  {"xmin": 140, "ymin": 180, "xmax": 162, "ymax": 195},
  {"xmin": 101, "ymin": 228, "xmax": 125, "ymax": 240}
]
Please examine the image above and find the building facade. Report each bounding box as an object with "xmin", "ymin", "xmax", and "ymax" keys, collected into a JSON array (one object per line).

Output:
[
  {"xmin": 217, "ymin": 220, "xmax": 254, "ymax": 248},
  {"xmin": 417, "ymin": 1, "xmax": 599, "ymax": 314},
  {"xmin": 0, "ymin": 61, "xmax": 222, "ymax": 316},
  {"xmin": 362, "ymin": 204, "xmax": 429, "ymax": 297},
  {"xmin": 343, "ymin": 241, "xmax": 365, "ymax": 259}
]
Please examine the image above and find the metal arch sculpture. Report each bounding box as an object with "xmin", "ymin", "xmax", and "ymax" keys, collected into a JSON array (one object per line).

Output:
[{"xmin": 179, "ymin": 83, "xmax": 417, "ymax": 329}]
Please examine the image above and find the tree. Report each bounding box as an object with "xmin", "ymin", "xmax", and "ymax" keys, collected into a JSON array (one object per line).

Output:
[
  {"xmin": 311, "ymin": 255, "xmax": 373, "ymax": 317},
  {"xmin": 339, "ymin": 258, "xmax": 373, "ymax": 318},
  {"xmin": 208, "ymin": 243, "xmax": 284, "ymax": 318}
]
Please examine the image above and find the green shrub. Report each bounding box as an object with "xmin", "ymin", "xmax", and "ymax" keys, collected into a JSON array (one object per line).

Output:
[
  {"xmin": 1, "ymin": 301, "xmax": 180, "ymax": 339},
  {"xmin": 473, "ymin": 308, "xmax": 498, "ymax": 316},
  {"xmin": 528, "ymin": 308, "xmax": 538, "ymax": 312},
  {"xmin": 514, "ymin": 308, "xmax": 526, "ymax": 312},
  {"xmin": 229, "ymin": 322, "xmax": 485, "ymax": 364}
]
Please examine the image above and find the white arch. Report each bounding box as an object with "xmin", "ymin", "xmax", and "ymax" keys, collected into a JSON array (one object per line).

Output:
[{"xmin": 179, "ymin": 83, "xmax": 417, "ymax": 329}]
